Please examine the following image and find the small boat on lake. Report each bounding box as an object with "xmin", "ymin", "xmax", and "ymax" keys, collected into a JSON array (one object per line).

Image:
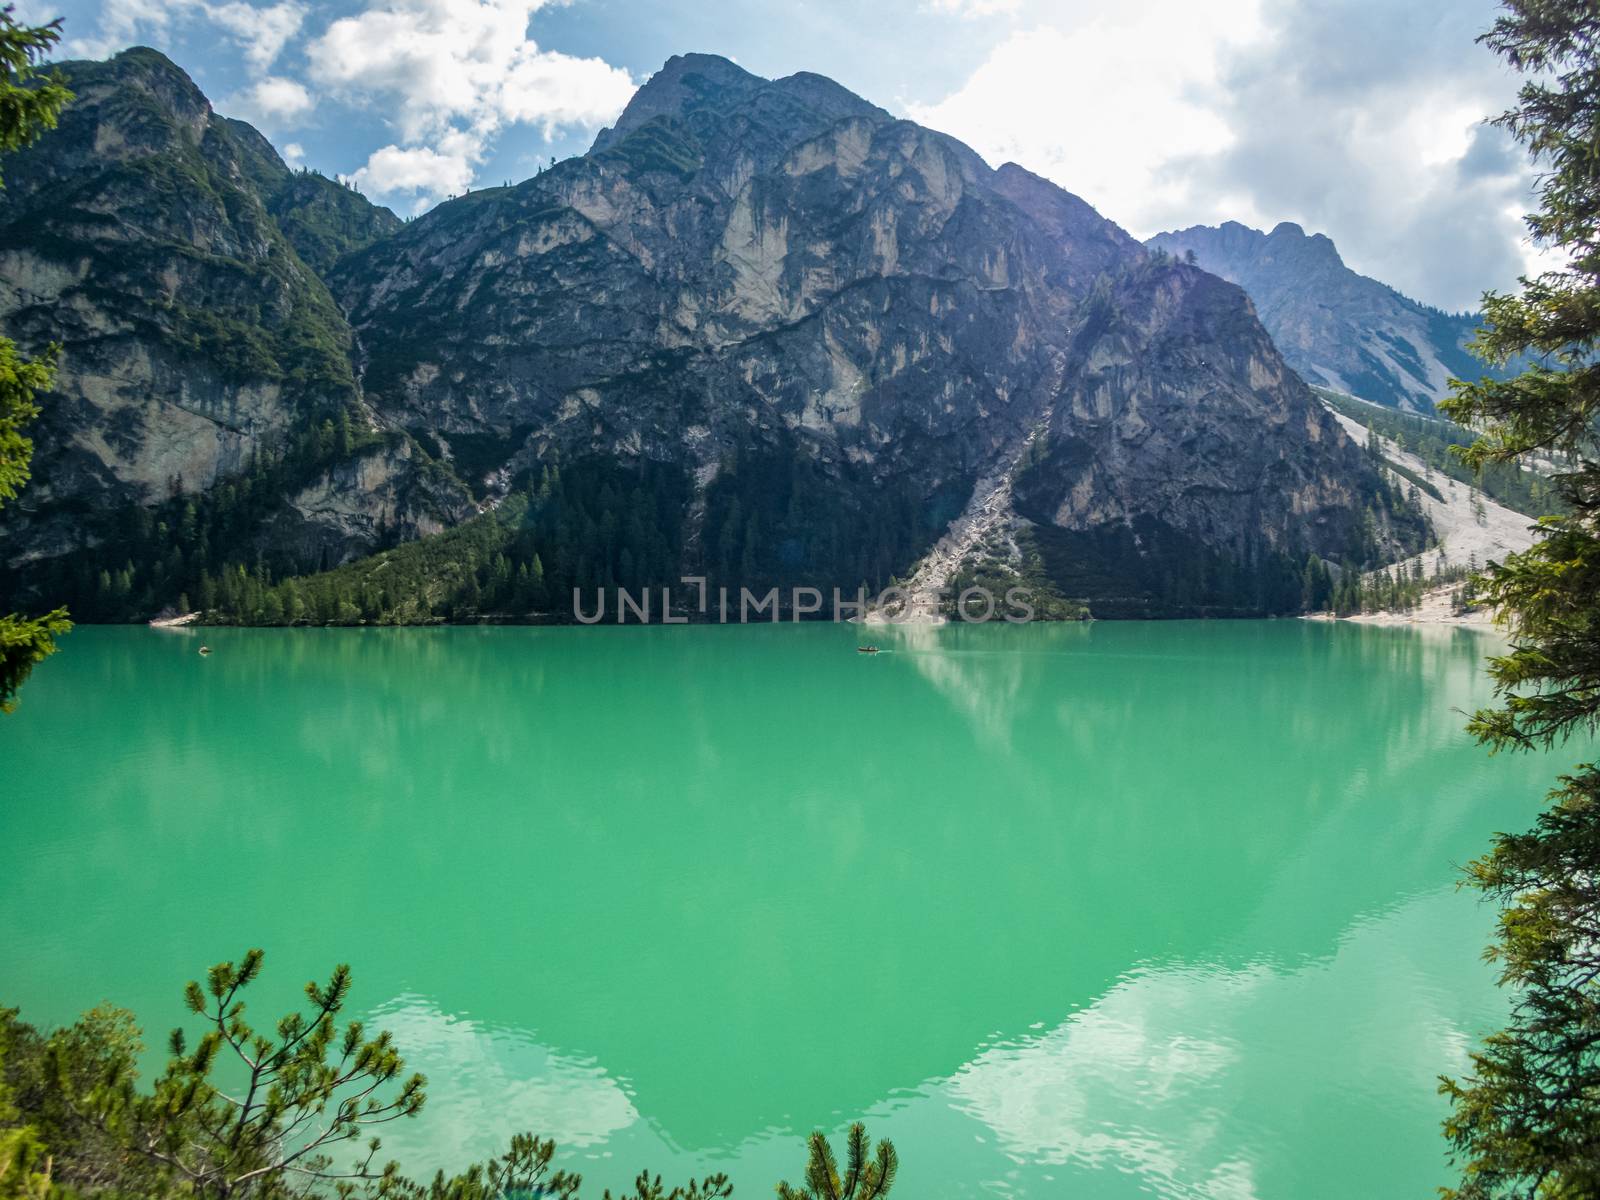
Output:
[
  {"xmin": 857, "ymin": 645, "xmax": 880, "ymax": 654},
  {"xmin": 198, "ymin": 645, "xmax": 212, "ymax": 656}
]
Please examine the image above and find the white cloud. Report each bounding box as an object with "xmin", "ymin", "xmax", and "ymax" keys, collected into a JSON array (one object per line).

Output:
[
  {"xmin": 63, "ymin": 0, "xmax": 305, "ymax": 72},
  {"xmin": 202, "ymin": 1, "xmax": 306, "ymax": 72},
  {"xmin": 910, "ymin": 1, "xmax": 1267, "ymax": 234},
  {"xmin": 923, "ymin": 0, "xmax": 1022, "ymax": 16},
  {"xmin": 496, "ymin": 45, "xmax": 641, "ymax": 136},
  {"xmin": 281, "ymin": 141, "xmax": 305, "ymax": 167},
  {"xmin": 1174, "ymin": 0, "xmax": 1537, "ymax": 310},
  {"xmin": 349, "ymin": 142, "xmax": 477, "ymax": 208},
  {"xmin": 306, "ymin": 0, "xmax": 635, "ymax": 205},
  {"xmin": 910, "ymin": 0, "xmax": 1534, "ymax": 310},
  {"xmin": 61, "ymin": 0, "xmax": 171, "ymax": 59},
  {"xmin": 223, "ymin": 74, "xmax": 313, "ymax": 127}
]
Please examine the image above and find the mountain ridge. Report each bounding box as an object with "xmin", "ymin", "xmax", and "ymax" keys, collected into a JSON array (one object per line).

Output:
[
  {"xmin": 1146, "ymin": 219, "xmax": 1499, "ymax": 411},
  {"xmin": 0, "ymin": 47, "xmax": 1427, "ymax": 621},
  {"xmin": 0, "ymin": 46, "xmax": 470, "ymax": 586}
]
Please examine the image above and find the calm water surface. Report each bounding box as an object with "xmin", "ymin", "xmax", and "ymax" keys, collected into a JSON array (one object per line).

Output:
[{"xmin": 0, "ymin": 622, "xmax": 1579, "ymax": 1197}]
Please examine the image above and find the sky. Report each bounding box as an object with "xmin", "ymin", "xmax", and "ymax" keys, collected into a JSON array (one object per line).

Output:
[{"xmin": 15, "ymin": 0, "xmax": 1541, "ymax": 312}]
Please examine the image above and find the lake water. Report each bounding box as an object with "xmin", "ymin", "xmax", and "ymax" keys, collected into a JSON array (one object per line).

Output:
[{"xmin": 0, "ymin": 622, "xmax": 1577, "ymax": 1197}]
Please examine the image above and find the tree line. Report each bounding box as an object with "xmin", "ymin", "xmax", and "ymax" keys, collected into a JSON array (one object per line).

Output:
[
  {"xmin": 1318, "ymin": 387, "xmax": 1561, "ymax": 518},
  {"xmin": 3, "ymin": 406, "xmax": 403, "ymax": 624},
  {"xmin": 199, "ymin": 455, "xmax": 692, "ymax": 625},
  {"xmin": 198, "ymin": 436, "xmax": 971, "ymax": 627}
]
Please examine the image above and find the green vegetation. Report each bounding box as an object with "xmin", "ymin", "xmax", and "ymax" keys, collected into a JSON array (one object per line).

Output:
[
  {"xmin": 701, "ymin": 437, "xmax": 961, "ymax": 600},
  {"xmin": 1316, "ymin": 387, "xmax": 1560, "ymax": 517},
  {"xmin": 0, "ymin": 7, "xmax": 70, "ymax": 711},
  {"xmin": 942, "ymin": 527, "xmax": 1091, "ymax": 621},
  {"xmin": 265, "ymin": 172, "xmax": 403, "ymax": 276},
  {"xmin": 0, "ymin": 340, "xmax": 69, "ymax": 710},
  {"xmin": 196, "ymin": 433, "xmax": 1000, "ymax": 626},
  {"xmin": 1021, "ymin": 515, "xmax": 1322, "ymax": 618},
  {"xmin": 18, "ymin": 424, "xmax": 1023, "ymax": 627},
  {"xmin": 207, "ymin": 497, "xmax": 528, "ymax": 626},
  {"xmin": 201, "ymin": 455, "xmax": 690, "ymax": 625},
  {"xmin": 0, "ymin": 952, "xmax": 895, "ymax": 1200},
  {"xmin": 776, "ymin": 1126, "xmax": 897, "ymax": 1200},
  {"xmin": 4, "ymin": 411, "xmax": 422, "ymax": 623},
  {"xmin": 0, "ymin": 7, "xmax": 69, "ymax": 191},
  {"xmin": 220, "ymin": 111, "xmax": 403, "ymax": 273},
  {"xmin": 1315, "ymin": 554, "xmax": 1477, "ymax": 617},
  {"xmin": 137, "ymin": 162, "xmax": 358, "ymax": 399},
  {"xmin": 1434, "ymin": 4, "xmax": 1600, "ymax": 1195},
  {"xmin": 0, "ymin": 51, "xmax": 362, "ymax": 407},
  {"xmin": 596, "ymin": 117, "xmax": 705, "ymax": 180}
]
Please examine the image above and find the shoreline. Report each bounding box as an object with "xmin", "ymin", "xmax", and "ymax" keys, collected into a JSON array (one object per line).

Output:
[
  {"xmin": 1303, "ymin": 584, "xmax": 1502, "ymax": 628},
  {"xmin": 147, "ymin": 612, "xmax": 200, "ymax": 628},
  {"xmin": 117, "ymin": 610, "xmax": 1494, "ymax": 631}
]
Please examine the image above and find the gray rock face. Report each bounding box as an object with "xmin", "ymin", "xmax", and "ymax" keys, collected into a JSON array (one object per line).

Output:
[
  {"xmin": 1146, "ymin": 220, "xmax": 1499, "ymax": 412},
  {"xmin": 0, "ymin": 47, "xmax": 468, "ymax": 585},
  {"xmin": 334, "ymin": 56, "xmax": 1412, "ymax": 608},
  {"xmin": 1030, "ymin": 263, "xmax": 1360, "ymax": 546},
  {"xmin": 1, "ymin": 49, "xmax": 1422, "ymax": 617},
  {"xmin": 266, "ymin": 437, "xmax": 459, "ymax": 567}
]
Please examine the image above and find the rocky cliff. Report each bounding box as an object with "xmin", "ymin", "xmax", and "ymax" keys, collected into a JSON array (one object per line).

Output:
[
  {"xmin": 0, "ymin": 50, "xmax": 1424, "ymax": 620},
  {"xmin": 1146, "ymin": 220, "xmax": 1500, "ymax": 412},
  {"xmin": 0, "ymin": 48, "xmax": 470, "ymax": 608}
]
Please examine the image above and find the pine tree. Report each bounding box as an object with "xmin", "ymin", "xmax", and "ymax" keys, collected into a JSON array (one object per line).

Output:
[
  {"xmin": 1, "ymin": 954, "xmax": 898, "ymax": 1199},
  {"xmin": 0, "ymin": 11, "xmax": 71, "ymax": 710},
  {"xmin": 776, "ymin": 1123, "xmax": 898, "ymax": 1200},
  {"xmin": 1435, "ymin": 4, "xmax": 1600, "ymax": 1195},
  {"xmin": 0, "ymin": 1047, "xmax": 50, "ymax": 1199}
]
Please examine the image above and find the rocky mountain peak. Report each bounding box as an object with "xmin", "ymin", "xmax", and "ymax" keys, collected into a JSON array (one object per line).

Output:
[
  {"xmin": 97, "ymin": 45, "xmax": 211, "ymax": 119},
  {"xmin": 591, "ymin": 52, "xmax": 893, "ymax": 172},
  {"xmin": 1264, "ymin": 220, "xmax": 1345, "ymax": 268},
  {"xmin": 766, "ymin": 70, "xmax": 888, "ymax": 125},
  {"xmin": 590, "ymin": 53, "xmax": 763, "ymax": 152},
  {"xmin": 0, "ymin": 46, "xmax": 212, "ymax": 194},
  {"xmin": 0, "ymin": 45, "xmax": 463, "ymax": 597},
  {"xmin": 993, "ymin": 163, "xmax": 1137, "ymax": 248},
  {"xmin": 1146, "ymin": 221, "xmax": 1501, "ymax": 410}
]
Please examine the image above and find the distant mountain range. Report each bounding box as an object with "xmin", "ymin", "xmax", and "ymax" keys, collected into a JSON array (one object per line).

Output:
[
  {"xmin": 1146, "ymin": 221, "xmax": 1505, "ymax": 412},
  {"xmin": 0, "ymin": 49, "xmax": 1426, "ymax": 622}
]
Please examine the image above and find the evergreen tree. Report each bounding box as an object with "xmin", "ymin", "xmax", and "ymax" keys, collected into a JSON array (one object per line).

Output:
[
  {"xmin": 1436, "ymin": 4, "xmax": 1600, "ymax": 1195},
  {"xmin": 0, "ymin": 952, "xmax": 895, "ymax": 1200},
  {"xmin": 0, "ymin": 9, "xmax": 71, "ymax": 712},
  {"xmin": 0, "ymin": 1049, "xmax": 48, "ymax": 1199},
  {"xmin": 775, "ymin": 1123, "xmax": 898, "ymax": 1200}
]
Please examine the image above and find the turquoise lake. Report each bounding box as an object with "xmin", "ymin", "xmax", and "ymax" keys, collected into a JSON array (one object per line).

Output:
[{"xmin": 0, "ymin": 621, "xmax": 1579, "ymax": 1197}]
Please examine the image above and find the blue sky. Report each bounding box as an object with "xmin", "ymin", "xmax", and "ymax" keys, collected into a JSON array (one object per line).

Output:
[{"xmin": 18, "ymin": 0, "xmax": 1536, "ymax": 312}]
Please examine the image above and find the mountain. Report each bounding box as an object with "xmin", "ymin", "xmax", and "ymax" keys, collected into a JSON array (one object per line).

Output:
[
  {"xmin": 1145, "ymin": 220, "xmax": 1497, "ymax": 412},
  {"xmin": 0, "ymin": 47, "xmax": 471, "ymax": 603},
  {"xmin": 0, "ymin": 49, "xmax": 1426, "ymax": 621}
]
